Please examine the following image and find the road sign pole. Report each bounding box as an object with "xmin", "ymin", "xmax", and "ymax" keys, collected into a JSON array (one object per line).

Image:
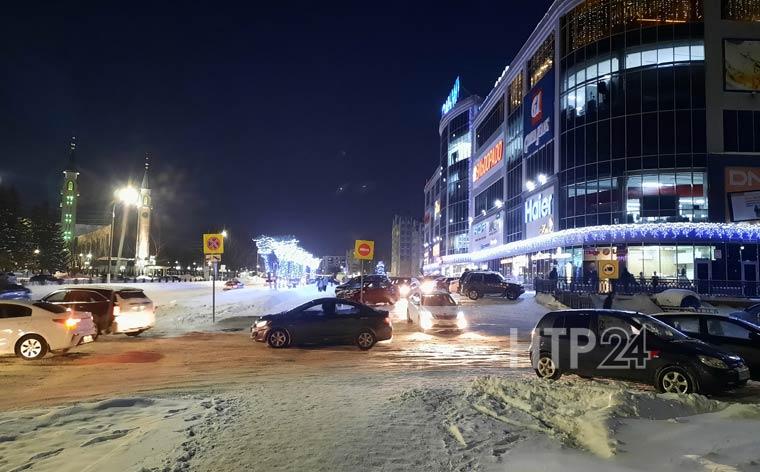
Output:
[
  {"xmin": 212, "ymin": 260, "xmax": 217, "ymax": 323},
  {"xmin": 360, "ymin": 260, "xmax": 364, "ymax": 304}
]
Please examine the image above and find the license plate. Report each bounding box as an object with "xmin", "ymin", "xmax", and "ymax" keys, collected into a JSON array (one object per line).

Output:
[
  {"xmin": 738, "ymin": 367, "xmax": 750, "ymax": 381},
  {"xmin": 83, "ymin": 335, "xmax": 94, "ymax": 343}
]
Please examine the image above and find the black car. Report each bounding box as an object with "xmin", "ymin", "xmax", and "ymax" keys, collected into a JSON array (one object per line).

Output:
[
  {"xmin": 529, "ymin": 309, "xmax": 750, "ymax": 394},
  {"xmin": 29, "ymin": 274, "xmax": 63, "ymax": 285},
  {"xmin": 251, "ymin": 297, "xmax": 392, "ymax": 350},
  {"xmin": 335, "ymin": 275, "xmax": 389, "ymax": 298},
  {"xmin": 654, "ymin": 312, "xmax": 760, "ymax": 381},
  {"xmin": 459, "ymin": 271, "xmax": 524, "ymax": 300}
]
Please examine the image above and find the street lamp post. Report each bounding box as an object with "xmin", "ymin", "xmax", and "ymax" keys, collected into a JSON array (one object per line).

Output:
[{"xmin": 107, "ymin": 186, "xmax": 140, "ymax": 284}]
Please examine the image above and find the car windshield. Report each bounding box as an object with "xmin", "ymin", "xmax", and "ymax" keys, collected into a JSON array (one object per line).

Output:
[
  {"xmin": 117, "ymin": 290, "xmax": 147, "ymax": 299},
  {"xmin": 630, "ymin": 314, "xmax": 688, "ymax": 340},
  {"xmin": 422, "ymin": 294, "xmax": 456, "ymax": 306}
]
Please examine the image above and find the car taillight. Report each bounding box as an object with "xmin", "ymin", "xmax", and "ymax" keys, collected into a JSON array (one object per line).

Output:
[
  {"xmin": 54, "ymin": 317, "xmax": 80, "ymax": 329},
  {"xmin": 648, "ymin": 349, "xmax": 661, "ymax": 359},
  {"xmin": 383, "ymin": 317, "xmax": 392, "ymax": 326}
]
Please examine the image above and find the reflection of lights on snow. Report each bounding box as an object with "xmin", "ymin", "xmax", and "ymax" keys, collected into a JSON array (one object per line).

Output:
[{"xmin": 420, "ymin": 310, "xmax": 434, "ymax": 330}]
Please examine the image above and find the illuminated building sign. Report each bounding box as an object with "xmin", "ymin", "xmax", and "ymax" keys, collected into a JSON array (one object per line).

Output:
[
  {"xmin": 472, "ymin": 139, "xmax": 504, "ymax": 184},
  {"xmin": 524, "ymin": 185, "xmax": 555, "ymax": 239},
  {"xmin": 441, "ymin": 77, "xmax": 461, "ymax": 115},
  {"xmin": 470, "ymin": 212, "xmax": 503, "ymax": 252},
  {"xmin": 523, "ymin": 69, "xmax": 554, "ymax": 153}
]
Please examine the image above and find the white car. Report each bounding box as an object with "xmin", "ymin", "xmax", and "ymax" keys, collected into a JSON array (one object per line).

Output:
[
  {"xmin": 0, "ymin": 301, "xmax": 96, "ymax": 360},
  {"xmin": 406, "ymin": 291, "xmax": 467, "ymax": 332},
  {"xmin": 652, "ymin": 289, "xmax": 701, "ymax": 309}
]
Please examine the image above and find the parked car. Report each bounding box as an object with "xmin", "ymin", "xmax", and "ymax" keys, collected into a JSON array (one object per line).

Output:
[
  {"xmin": 730, "ymin": 303, "xmax": 760, "ymax": 327},
  {"xmin": 251, "ymin": 298, "xmax": 392, "ymax": 350},
  {"xmin": 0, "ymin": 284, "xmax": 31, "ymax": 300},
  {"xmin": 406, "ymin": 291, "xmax": 467, "ymax": 332},
  {"xmin": 40, "ymin": 287, "xmax": 155, "ymax": 336},
  {"xmin": 390, "ymin": 277, "xmax": 419, "ymax": 298},
  {"xmin": 530, "ymin": 309, "xmax": 750, "ymax": 394},
  {"xmin": 338, "ymin": 280, "xmax": 399, "ymax": 305},
  {"xmin": 460, "ymin": 271, "xmax": 524, "ymax": 300},
  {"xmin": 651, "ymin": 289, "xmax": 701, "ymax": 309},
  {"xmin": 135, "ymin": 275, "xmax": 154, "ymax": 282},
  {"xmin": 653, "ymin": 312, "xmax": 760, "ymax": 381},
  {"xmin": 29, "ymin": 274, "xmax": 63, "ymax": 285},
  {"xmin": 0, "ymin": 301, "xmax": 96, "ymax": 360},
  {"xmin": 223, "ymin": 279, "xmax": 244, "ymax": 290}
]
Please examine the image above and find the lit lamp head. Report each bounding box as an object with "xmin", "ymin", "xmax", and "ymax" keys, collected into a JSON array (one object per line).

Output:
[{"xmin": 115, "ymin": 186, "xmax": 140, "ymax": 206}]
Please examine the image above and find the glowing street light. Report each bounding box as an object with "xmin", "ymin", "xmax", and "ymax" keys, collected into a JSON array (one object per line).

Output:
[
  {"xmin": 107, "ymin": 185, "xmax": 142, "ymax": 284},
  {"xmin": 33, "ymin": 248, "xmax": 40, "ymax": 255}
]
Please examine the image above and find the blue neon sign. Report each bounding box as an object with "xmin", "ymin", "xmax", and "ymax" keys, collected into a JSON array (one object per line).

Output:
[{"xmin": 441, "ymin": 77, "xmax": 460, "ymax": 116}]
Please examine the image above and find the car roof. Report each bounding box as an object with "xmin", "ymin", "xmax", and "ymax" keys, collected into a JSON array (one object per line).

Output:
[{"xmin": 548, "ymin": 309, "xmax": 640, "ymax": 316}]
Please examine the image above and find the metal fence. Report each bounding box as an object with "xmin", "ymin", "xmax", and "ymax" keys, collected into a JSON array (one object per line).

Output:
[{"xmin": 534, "ymin": 277, "xmax": 760, "ymax": 298}]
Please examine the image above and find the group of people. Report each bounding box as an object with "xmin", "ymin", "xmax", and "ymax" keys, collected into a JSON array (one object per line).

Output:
[{"xmin": 546, "ymin": 264, "xmax": 688, "ymax": 294}]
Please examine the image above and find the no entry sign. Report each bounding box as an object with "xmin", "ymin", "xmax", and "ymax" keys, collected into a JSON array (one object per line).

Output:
[{"xmin": 354, "ymin": 240, "xmax": 374, "ymax": 260}]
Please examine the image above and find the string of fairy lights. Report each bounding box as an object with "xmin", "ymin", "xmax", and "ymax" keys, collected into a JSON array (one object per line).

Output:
[
  {"xmin": 424, "ymin": 222, "xmax": 760, "ymax": 271},
  {"xmin": 254, "ymin": 236, "xmax": 321, "ymax": 280}
]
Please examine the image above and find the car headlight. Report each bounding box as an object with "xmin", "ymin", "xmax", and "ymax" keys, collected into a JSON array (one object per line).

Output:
[
  {"xmin": 420, "ymin": 310, "xmax": 433, "ymax": 330},
  {"xmin": 698, "ymin": 355, "xmax": 728, "ymax": 369},
  {"xmin": 421, "ymin": 281, "xmax": 435, "ymax": 294},
  {"xmin": 399, "ymin": 285, "xmax": 411, "ymax": 297},
  {"xmin": 456, "ymin": 311, "xmax": 467, "ymax": 330},
  {"xmin": 255, "ymin": 320, "xmax": 270, "ymax": 328}
]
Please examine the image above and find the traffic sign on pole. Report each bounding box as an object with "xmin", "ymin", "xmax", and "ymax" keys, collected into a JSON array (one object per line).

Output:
[
  {"xmin": 354, "ymin": 240, "xmax": 374, "ymax": 260},
  {"xmin": 203, "ymin": 234, "xmax": 225, "ymax": 255}
]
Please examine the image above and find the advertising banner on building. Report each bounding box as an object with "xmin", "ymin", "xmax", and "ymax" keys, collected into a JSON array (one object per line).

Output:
[
  {"xmin": 472, "ymin": 139, "xmax": 504, "ymax": 189},
  {"xmin": 724, "ymin": 39, "xmax": 760, "ymax": 92},
  {"xmin": 524, "ymin": 185, "xmax": 555, "ymax": 239},
  {"xmin": 725, "ymin": 167, "xmax": 760, "ymax": 193},
  {"xmin": 470, "ymin": 212, "xmax": 503, "ymax": 252},
  {"xmin": 729, "ymin": 191, "xmax": 760, "ymax": 222},
  {"xmin": 523, "ymin": 68, "xmax": 554, "ymax": 154}
]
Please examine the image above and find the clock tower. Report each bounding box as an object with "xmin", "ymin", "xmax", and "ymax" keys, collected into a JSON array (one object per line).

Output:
[
  {"xmin": 60, "ymin": 137, "xmax": 79, "ymax": 252},
  {"xmin": 135, "ymin": 156, "xmax": 152, "ymax": 274}
]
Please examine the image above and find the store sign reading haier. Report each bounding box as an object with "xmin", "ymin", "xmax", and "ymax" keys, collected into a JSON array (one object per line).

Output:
[
  {"xmin": 441, "ymin": 77, "xmax": 461, "ymax": 115},
  {"xmin": 523, "ymin": 70, "xmax": 554, "ymax": 153},
  {"xmin": 524, "ymin": 186, "xmax": 555, "ymax": 239}
]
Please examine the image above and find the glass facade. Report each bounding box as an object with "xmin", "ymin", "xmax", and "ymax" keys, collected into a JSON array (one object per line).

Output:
[
  {"xmin": 440, "ymin": 106, "xmax": 475, "ymax": 256},
  {"xmin": 722, "ymin": 0, "xmax": 760, "ymax": 21},
  {"xmin": 475, "ymin": 99, "xmax": 504, "ymax": 150},
  {"xmin": 559, "ymin": 18, "xmax": 707, "ymax": 231},
  {"xmin": 474, "ymin": 178, "xmax": 504, "ymax": 216}
]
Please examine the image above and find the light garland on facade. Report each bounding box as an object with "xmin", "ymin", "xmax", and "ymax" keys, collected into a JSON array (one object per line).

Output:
[{"xmin": 423, "ymin": 223, "xmax": 760, "ymax": 272}]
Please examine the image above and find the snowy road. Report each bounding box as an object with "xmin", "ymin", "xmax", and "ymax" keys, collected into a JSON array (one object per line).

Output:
[{"xmin": 2, "ymin": 283, "xmax": 760, "ymax": 471}]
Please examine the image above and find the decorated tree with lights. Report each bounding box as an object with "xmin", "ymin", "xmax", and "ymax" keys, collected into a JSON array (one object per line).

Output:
[{"xmin": 254, "ymin": 236, "xmax": 320, "ymax": 283}]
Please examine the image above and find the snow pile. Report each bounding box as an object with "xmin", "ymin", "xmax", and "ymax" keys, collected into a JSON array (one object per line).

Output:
[
  {"xmin": 0, "ymin": 394, "xmax": 236, "ymax": 472},
  {"xmin": 465, "ymin": 377, "xmax": 754, "ymax": 459}
]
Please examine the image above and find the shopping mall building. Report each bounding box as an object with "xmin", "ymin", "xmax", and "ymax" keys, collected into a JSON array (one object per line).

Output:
[{"xmin": 423, "ymin": 0, "xmax": 760, "ymax": 288}]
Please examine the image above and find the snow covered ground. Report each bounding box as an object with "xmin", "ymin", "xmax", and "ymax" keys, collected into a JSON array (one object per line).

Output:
[{"xmin": 6, "ymin": 283, "xmax": 759, "ymax": 471}]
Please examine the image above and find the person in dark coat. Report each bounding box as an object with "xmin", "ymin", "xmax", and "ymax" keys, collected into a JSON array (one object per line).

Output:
[{"xmin": 548, "ymin": 266, "xmax": 558, "ymax": 280}]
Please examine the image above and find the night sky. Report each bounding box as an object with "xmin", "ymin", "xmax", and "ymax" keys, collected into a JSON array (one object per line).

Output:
[{"xmin": 0, "ymin": 1, "xmax": 551, "ymax": 262}]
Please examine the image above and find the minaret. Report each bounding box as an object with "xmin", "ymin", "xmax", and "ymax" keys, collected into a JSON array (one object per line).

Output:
[
  {"xmin": 135, "ymin": 155, "xmax": 152, "ymax": 273},
  {"xmin": 60, "ymin": 137, "xmax": 79, "ymax": 251}
]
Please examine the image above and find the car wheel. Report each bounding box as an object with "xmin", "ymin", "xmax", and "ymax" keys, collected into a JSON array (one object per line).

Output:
[
  {"xmin": 267, "ymin": 329, "xmax": 290, "ymax": 348},
  {"xmin": 657, "ymin": 367, "xmax": 695, "ymax": 394},
  {"xmin": 467, "ymin": 289, "xmax": 480, "ymax": 300},
  {"xmin": 356, "ymin": 330, "xmax": 376, "ymax": 350},
  {"xmin": 15, "ymin": 334, "xmax": 48, "ymax": 360},
  {"xmin": 506, "ymin": 290, "xmax": 519, "ymax": 300},
  {"xmin": 534, "ymin": 353, "xmax": 561, "ymax": 380},
  {"xmin": 679, "ymin": 296, "xmax": 701, "ymax": 309}
]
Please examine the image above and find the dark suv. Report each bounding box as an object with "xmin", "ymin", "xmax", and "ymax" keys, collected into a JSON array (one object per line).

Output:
[
  {"xmin": 529, "ymin": 309, "xmax": 750, "ymax": 394},
  {"xmin": 459, "ymin": 271, "xmax": 524, "ymax": 300}
]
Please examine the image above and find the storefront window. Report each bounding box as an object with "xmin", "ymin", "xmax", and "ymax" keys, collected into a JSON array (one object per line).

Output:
[{"xmin": 625, "ymin": 171, "xmax": 707, "ymax": 223}]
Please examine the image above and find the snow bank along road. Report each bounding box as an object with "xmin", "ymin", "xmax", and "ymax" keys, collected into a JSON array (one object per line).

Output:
[{"xmin": 1, "ymin": 282, "xmax": 759, "ymax": 471}]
